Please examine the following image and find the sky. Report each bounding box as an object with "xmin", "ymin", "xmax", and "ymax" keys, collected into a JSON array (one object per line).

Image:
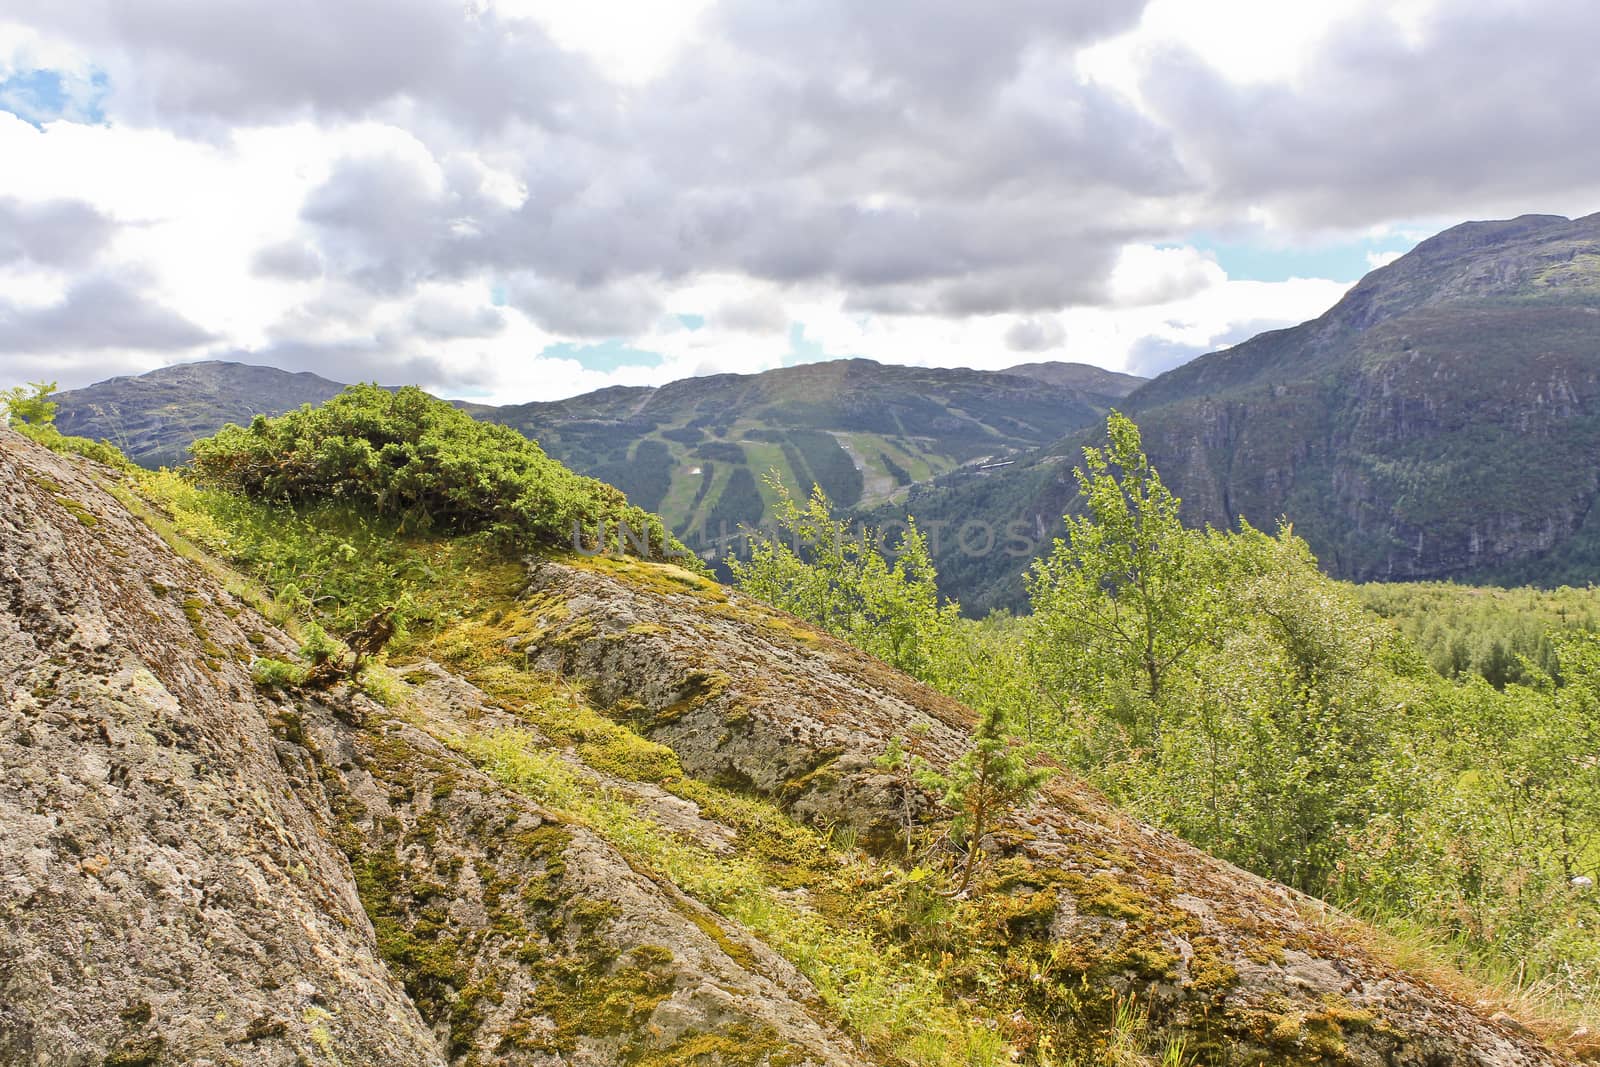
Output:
[{"xmin": 1, "ymin": 0, "xmax": 1597, "ymax": 404}]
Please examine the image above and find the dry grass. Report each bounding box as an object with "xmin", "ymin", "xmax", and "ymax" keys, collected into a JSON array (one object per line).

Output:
[{"xmin": 1294, "ymin": 897, "xmax": 1600, "ymax": 1061}]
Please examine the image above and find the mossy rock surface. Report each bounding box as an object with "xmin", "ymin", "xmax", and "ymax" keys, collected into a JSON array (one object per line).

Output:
[{"xmin": 509, "ymin": 552, "xmax": 1582, "ymax": 1067}]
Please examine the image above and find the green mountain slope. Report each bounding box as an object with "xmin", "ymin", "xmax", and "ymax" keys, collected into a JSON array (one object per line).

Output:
[
  {"xmin": 887, "ymin": 212, "xmax": 1600, "ymax": 613},
  {"xmin": 52, "ymin": 357, "xmax": 1136, "ymax": 564},
  {"xmin": 468, "ymin": 358, "xmax": 1131, "ymax": 558},
  {"xmin": 3, "ymin": 416, "xmax": 1579, "ymax": 1066}
]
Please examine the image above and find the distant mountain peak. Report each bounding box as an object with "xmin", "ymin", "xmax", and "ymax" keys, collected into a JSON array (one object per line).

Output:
[
  {"xmin": 1001, "ymin": 361, "xmax": 1146, "ymax": 397},
  {"xmin": 52, "ymin": 361, "xmax": 349, "ymax": 468}
]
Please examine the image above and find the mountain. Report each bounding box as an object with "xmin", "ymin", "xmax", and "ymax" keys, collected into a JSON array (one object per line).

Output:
[
  {"xmin": 52, "ymin": 360, "xmax": 347, "ymax": 467},
  {"xmin": 2, "ymin": 422, "xmax": 1575, "ymax": 1066},
  {"xmin": 890, "ymin": 212, "xmax": 1600, "ymax": 613},
  {"xmin": 52, "ymin": 357, "xmax": 1134, "ymax": 561},
  {"xmin": 1001, "ymin": 360, "xmax": 1146, "ymax": 396},
  {"xmin": 467, "ymin": 358, "xmax": 1132, "ymax": 558}
]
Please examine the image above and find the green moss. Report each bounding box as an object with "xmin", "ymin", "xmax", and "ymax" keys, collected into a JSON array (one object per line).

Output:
[
  {"xmin": 180, "ymin": 596, "xmax": 206, "ymax": 632},
  {"xmin": 178, "ymin": 595, "xmax": 228, "ymax": 662},
  {"xmin": 632, "ymin": 1024, "xmax": 802, "ymax": 1067},
  {"xmin": 562, "ymin": 552, "xmax": 725, "ymax": 602},
  {"xmin": 703, "ymin": 601, "xmax": 824, "ymax": 647},
  {"xmin": 1065, "ymin": 872, "xmax": 1152, "ymax": 922},
  {"xmin": 358, "ymin": 665, "xmax": 411, "ymax": 708},
  {"xmin": 512, "ymin": 943, "xmax": 680, "ymax": 1058},
  {"xmin": 102, "ymin": 1034, "xmax": 166, "ymax": 1067},
  {"xmin": 1240, "ymin": 938, "xmax": 1287, "ymax": 965},
  {"xmin": 461, "ymin": 661, "xmax": 685, "ymax": 786},
  {"xmin": 1187, "ymin": 938, "xmax": 1239, "ymax": 996},
  {"xmin": 254, "ymin": 658, "xmax": 309, "ymax": 689},
  {"xmin": 627, "ymin": 622, "xmax": 670, "ymax": 636},
  {"xmin": 650, "ymin": 670, "xmax": 733, "ymax": 727},
  {"xmin": 678, "ymin": 904, "xmax": 758, "ymax": 971},
  {"xmin": 52, "ymin": 493, "xmax": 99, "ymax": 527}
]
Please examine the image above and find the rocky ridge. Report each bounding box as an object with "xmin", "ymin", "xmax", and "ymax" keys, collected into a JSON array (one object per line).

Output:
[{"xmin": 518, "ymin": 555, "xmax": 1573, "ymax": 1066}]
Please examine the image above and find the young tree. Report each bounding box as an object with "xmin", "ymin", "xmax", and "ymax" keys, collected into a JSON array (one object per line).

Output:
[
  {"xmin": 918, "ymin": 705, "xmax": 1053, "ymax": 896},
  {"xmin": 1156, "ymin": 523, "xmax": 1402, "ymax": 889},
  {"xmin": 1, "ymin": 381, "xmax": 59, "ymax": 426},
  {"xmin": 731, "ymin": 477, "xmax": 960, "ymax": 680},
  {"xmin": 1025, "ymin": 412, "xmax": 1214, "ymax": 712}
]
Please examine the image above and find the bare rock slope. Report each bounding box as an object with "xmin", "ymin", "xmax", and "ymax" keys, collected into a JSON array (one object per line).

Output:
[{"xmin": 0, "ymin": 428, "xmax": 864, "ymax": 1066}]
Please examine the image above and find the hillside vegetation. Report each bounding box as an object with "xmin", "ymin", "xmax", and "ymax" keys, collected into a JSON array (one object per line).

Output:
[
  {"xmin": 3, "ymin": 386, "xmax": 1586, "ymax": 1064},
  {"xmin": 187, "ymin": 383, "xmax": 680, "ymax": 559},
  {"xmin": 1358, "ymin": 581, "xmax": 1600, "ymax": 688},
  {"xmin": 747, "ymin": 412, "xmax": 1600, "ymax": 1052}
]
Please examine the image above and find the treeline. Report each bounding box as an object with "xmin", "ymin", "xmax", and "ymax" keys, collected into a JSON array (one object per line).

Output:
[{"xmin": 734, "ymin": 413, "xmax": 1600, "ymax": 1022}]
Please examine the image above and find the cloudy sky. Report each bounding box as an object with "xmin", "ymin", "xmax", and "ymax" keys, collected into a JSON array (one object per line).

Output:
[{"xmin": 1, "ymin": 0, "xmax": 1597, "ymax": 403}]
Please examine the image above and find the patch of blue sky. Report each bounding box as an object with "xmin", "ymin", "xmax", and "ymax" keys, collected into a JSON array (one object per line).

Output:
[
  {"xmin": 783, "ymin": 321, "xmax": 836, "ymax": 366},
  {"xmin": 1185, "ymin": 231, "xmax": 1421, "ymax": 283},
  {"xmin": 676, "ymin": 312, "xmax": 705, "ymax": 330},
  {"xmin": 0, "ymin": 67, "xmax": 109, "ymax": 127},
  {"xmin": 541, "ymin": 339, "xmax": 664, "ymax": 372}
]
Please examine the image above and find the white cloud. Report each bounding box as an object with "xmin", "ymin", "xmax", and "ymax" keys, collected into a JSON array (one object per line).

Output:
[
  {"xmin": 1107, "ymin": 244, "xmax": 1225, "ymax": 307},
  {"xmin": 0, "ymin": 0, "xmax": 1592, "ymax": 404},
  {"xmin": 487, "ymin": 0, "xmax": 714, "ymax": 83}
]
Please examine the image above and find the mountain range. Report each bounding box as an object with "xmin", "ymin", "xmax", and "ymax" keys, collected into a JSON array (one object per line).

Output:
[
  {"xmin": 52, "ymin": 357, "xmax": 1141, "ymax": 560},
  {"xmin": 41, "ymin": 211, "xmax": 1600, "ymax": 608}
]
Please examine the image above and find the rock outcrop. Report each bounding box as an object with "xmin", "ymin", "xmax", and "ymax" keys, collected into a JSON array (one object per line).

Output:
[
  {"xmin": 0, "ymin": 428, "xmax": 865, "ymax": 1066},
  {"xmin": 520, "ymin": 555, "xmax": 1578, "ymax": 1066}
]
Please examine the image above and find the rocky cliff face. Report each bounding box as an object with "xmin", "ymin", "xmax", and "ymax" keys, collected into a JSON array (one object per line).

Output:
[
  {"xmin": 890, "ymin": 213, "xmax": 1600, "ymax": 612},
  {"xmin": 1122, "ymin": 213, "xmax": 1600, "ymax": 587},
  {"xmin": 0, "ymin": 425, "xmax": 1583, "ymax": 1066}
]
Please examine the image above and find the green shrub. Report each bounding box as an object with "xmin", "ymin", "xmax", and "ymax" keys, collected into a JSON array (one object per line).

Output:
[
  {"xmin": 1, "ymin": 380, "xmax": 58, "ymax": 426},
  {"xmin": 188, "ymin": 384, "xmax": 683, "ymax": 558},
  {"xmin": 251, "ymin": 657, "xmax": 308, "ymax": 688}
]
